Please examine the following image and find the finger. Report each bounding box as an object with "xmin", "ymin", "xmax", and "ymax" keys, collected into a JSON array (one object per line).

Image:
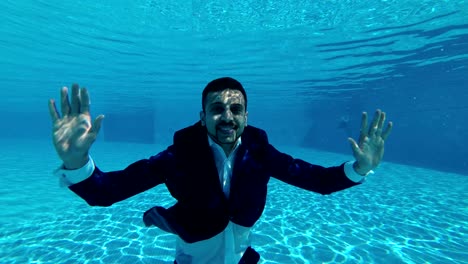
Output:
[
  {"xmin": 375, "ymin": 111, "xmax": 386, "ymax": 136},
  {"xmin": 381, "ymin": 121, "xmax": 393, "ymax": 141},
  {"xmin": 70, "ymin": 84, "xmax": 80, "ymax": 115},
  {"xmin": 348, "ymin": 137, "xmax": 362, "ymax": 156},
  {"xmin": 368, "ymin": 109, "xmax": 382, "ymax": 135},
  {"xmin": 60, "ymin": 87, "xmax": 71, "ymax": 117},
  {"xmin": 358, "ymin": 112, "xmax": 368, "ymax": 143},
  {"xmin": 48, "ymin": 99, "xmax": 60, "ymax": 123},
  {"xmin": 80, "ymin": 87, "xmax": 90, "ymax": 115},
  {"xmin": 90, "ymin": 114, "xmax": 105, "ymax": 136}
]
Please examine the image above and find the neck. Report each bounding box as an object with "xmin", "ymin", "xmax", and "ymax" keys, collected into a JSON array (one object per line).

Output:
[
  {"xmin": 208, "ymin": 134, "xmax": 236, "ymax": 157},
  {"xmin": 221, "ymin": 145, "xmax": 234, "ymax": 156}
]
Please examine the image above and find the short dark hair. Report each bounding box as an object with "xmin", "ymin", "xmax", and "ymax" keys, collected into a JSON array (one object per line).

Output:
[{"xmin": 202, "ymin": 77, "xmax": 247, "ymax": 112}]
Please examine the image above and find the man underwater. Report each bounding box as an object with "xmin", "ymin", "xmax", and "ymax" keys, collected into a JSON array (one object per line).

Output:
[{"xmin": 49, "ymin": 77, "xmax": 393, "ymax": 263}]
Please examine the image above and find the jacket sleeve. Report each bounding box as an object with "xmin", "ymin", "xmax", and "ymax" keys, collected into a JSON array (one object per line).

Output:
[
  {"xmin": 265, "ymin": 144, "xmax": 360, "ymax": 195},
  {"xmin": 69, "ymin": 146, "xmax": 176, "ymax": 206}
]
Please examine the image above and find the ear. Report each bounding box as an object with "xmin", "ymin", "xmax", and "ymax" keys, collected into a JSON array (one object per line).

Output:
[
  {"xmin": 245, "ymin": 111, "xmax": 248, "ymax": 127},
  {"xmin": 200, "ymin": 110, "xmax": 206, "ymax": 126}
]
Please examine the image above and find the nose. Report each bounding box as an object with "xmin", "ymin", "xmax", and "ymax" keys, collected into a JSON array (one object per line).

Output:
[{"xmin": 221, "ymin": 109, "xmax": 233, "ymax": 121}]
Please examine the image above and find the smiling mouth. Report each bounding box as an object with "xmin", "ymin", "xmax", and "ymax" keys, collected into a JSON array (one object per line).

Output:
[{"xmin": 218, "ymin": 125, "xmax": 236, "ymax": 134}]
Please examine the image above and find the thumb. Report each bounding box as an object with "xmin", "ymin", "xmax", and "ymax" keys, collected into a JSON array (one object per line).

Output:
[
  {"xmin": 91, "ymin": 114, "xmax": 105, "ymax": 135},
  {"xmin": 348, "ymin": 137, "xmax": 361, "ymax": 156}
]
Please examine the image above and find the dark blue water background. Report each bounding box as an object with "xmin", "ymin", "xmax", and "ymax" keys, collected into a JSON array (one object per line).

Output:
[{"xmin": 0, "ymin": 1, "xmax": 467, "ymax": 175}]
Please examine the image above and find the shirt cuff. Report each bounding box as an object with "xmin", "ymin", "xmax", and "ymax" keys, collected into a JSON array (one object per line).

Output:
[
  {"xmin": 53, "ymin": 156, "xmax": 95, "ymax": 187},
  {"xmin": 344, "ymin": 161, "xmax": 373, "ymax": 183}
]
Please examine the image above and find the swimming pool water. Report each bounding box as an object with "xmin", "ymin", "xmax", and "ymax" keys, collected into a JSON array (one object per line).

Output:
[
  {"xmin": 1, "ymin": 0, "xmax": 467, "ymax": 263},
  {"xmin": 0, "ymin": 140, "xmax": 466, "ymax": 263}
]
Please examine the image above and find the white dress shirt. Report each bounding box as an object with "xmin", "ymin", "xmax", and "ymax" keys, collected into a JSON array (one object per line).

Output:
[
  {"xmin": 54, "ymin": 137, "xmax": 366, "ymax": 264},
  {"xmin": 174, "ymin": 137, "xmax": 249, "ymax": 264}
]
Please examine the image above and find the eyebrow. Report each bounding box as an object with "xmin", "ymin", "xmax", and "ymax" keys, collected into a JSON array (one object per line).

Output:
[{"xmin": 209, "ymin": 102, "xmax": 244, "ymax": 107}]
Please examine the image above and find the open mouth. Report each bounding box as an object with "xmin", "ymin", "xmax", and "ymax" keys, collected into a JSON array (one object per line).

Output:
[{"xmin": 218, "ymin": 125, "xmax": 236, "ymax": 134}]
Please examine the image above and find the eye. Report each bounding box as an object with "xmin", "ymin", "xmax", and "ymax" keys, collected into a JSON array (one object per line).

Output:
[
  {"xmin": 231, "ymin": 106, "xmax": 244, "ymax": 115},
  {"xmin": 211, "ymin": 106, "xmax": 224, "ymax": 114}
]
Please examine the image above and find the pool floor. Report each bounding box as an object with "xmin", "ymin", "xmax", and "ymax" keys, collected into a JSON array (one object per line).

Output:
[{"xmin": 0, "ymin": 140, "xmax": 466, "ymax": 263}]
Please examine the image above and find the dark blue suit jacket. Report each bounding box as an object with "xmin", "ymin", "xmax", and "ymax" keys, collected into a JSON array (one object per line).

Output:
[{"xmin": 70, "ymin": 122, "xmax": 359, "ymax": 243}]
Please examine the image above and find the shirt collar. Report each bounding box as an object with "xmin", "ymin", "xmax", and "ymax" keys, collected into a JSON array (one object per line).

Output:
[{"xmin": 207, "ymin": 135, "xmax": 242, "ymax": 157}]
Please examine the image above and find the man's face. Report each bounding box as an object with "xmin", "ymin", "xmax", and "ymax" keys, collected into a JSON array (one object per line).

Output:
[{"xmin": 200, "ymin": 89, "xmax": 248, "ymax": 152}]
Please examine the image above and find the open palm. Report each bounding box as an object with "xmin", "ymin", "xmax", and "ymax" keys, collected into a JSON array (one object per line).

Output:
[
  {"xmin": 48, "ymin": 84, "xmax": 104, "ymax": 169},
  {"xmin": 348, "ymin": 110, "xmax": 393, "ymax": 175}
]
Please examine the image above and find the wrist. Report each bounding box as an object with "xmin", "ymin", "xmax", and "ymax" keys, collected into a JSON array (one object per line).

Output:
[
  {"xmin": 353, "ymin": 161, "xmax": 370, "ymax": 176},
  {"xmin": 63, "ymin": 155, "xmax": 89, "ymax": 170}
]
